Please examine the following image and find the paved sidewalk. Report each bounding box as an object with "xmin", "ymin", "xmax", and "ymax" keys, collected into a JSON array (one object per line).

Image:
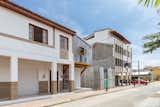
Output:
[{"xmin": 1, "ymin": 85, "xmax": 136, "ymax": 107}]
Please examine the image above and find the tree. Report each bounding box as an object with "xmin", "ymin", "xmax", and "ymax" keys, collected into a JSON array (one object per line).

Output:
[
  {"xmin": 143, "ymin": 33, "xmax": 160, "ymax": 53},
  {"xmin": 139, "ymin": 0, "xmax": 160, "ymax": 53},
  {"xmin": 139, "ymin": 0, "xmax": 160, "ymax": 7}
]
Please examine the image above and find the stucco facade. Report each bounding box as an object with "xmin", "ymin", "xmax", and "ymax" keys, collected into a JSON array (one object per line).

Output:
[
  {"xmin": 0, "ymin": 1, "xmax": 75, "ymax": 100},
  {"xmin": 85, "ymin": 28, "xmax": 132, "ymax": 88}
]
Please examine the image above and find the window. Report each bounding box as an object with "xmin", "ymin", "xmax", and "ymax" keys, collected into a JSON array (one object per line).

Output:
[
  {"xmin": 29, "ymin": 24, "xmax": 48, "ymax": 44},
  {"xmin": 29, "ymin": 25, "xmax": 33, "ymax": 40},
  {"xmin": 60, "ymin": 35, "xmax": 68, "ymax": 50},
  {"xmin": 115, "ymin": 44, "xmax": 123, "ymax": 55},
  {"xmin": 79, "ymin": 47, "xmax": 85, "ymax": 55},
  {"xmin": 115, "ymin": 58, "xmax": 124, "ymax": 67},
  {"xmin": 127, "ymin": 51, "xmax": 130, "ymax": 57}
]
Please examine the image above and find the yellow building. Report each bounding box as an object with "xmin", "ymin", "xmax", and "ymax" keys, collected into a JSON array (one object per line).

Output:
[{"xmin": 145, "ymin": 66, "xmax": 160, "ymax": 81}]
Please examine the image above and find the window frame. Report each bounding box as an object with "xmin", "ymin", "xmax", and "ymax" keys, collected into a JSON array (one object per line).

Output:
[
  {"xmin": 60, "ymin": 35, "xmax": 69, "ymax": 51},
  {"xmin": 29, "ymin": 24, "xmax": 48, "ymax": 44}
]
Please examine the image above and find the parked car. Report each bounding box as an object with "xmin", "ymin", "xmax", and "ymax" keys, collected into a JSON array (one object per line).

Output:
[{"xmin": 131, "ymin": 79, "xmax": 148, "ymax": 85}]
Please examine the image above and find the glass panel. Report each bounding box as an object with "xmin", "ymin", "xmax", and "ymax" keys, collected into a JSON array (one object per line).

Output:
[
  {"xmin": 60, "ymin": 36, "xmax": 68, "ymax": 50},
  {"xmin": 34, "ymin": 27, "xmax": 43, "ymax": 43},
  {"xmin": 43, "ymin": 30, "xmax": 48, "ymax": 44},
  {"xmin": 29, "ymin": 24, "xmax": 48, "ymax": 44},
  {"xmin": 29, "ymin": 25, "xmax": 33, "ymax": 40}
]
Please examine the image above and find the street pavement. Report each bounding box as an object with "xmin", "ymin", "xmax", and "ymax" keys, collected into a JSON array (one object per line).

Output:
[
  {"xmin": 52, "ymin": 82, "xmax": 160, "ymax": 107},
  {"xmin": 1, "ymin": 85, "xmax": 134, "ymax": 107}
]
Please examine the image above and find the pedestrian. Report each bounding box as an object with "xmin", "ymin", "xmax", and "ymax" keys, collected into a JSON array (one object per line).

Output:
[
  {"xmin": 120, "ymin": 80, "xmax": 122, "ymax": 86},
  {"xmin": 129, "ymin": 80, "xmax": 131, "ymax": 85},
  {"xmin": 133, "ymin": 80, "xmax": 136, "ymax": 87}
]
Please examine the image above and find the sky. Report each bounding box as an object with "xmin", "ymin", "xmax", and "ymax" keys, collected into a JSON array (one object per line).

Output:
[{"xmin": 11, "ymin": 0, "xmax": 160, "ymax": 69}]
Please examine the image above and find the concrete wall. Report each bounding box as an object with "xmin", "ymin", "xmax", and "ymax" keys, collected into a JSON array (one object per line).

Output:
[
  {"xmin": 93, "ymin": 43, "xmax": 113, "ymax": 62},
  {"xmin": 92, "ymin": 43, "xmax": 115, "ymax": 89},
  {"xmin": 85, "ymin": 29, "xmax": 132, "ymax": 86},
  {"xmin": 0, "ymin": 6, "xmax": 74, "ymax": 64},
  {"xmin": 81, "ymin": 67, "xmax": 94, "ymax": 88},
  {"xmin": 74, "ymin": 68, "xmax": 81, "ymax": 89},
  {"xmin": 0, "ymin": 6, "xmax": 54, "ymax": 46},
  {"xmin": 81, "ymin": 43, "xmax": 115, "ymax": 89},
  {"xmin": 85, "ymin": 29, "xmax": 132, "ymax": 73}
]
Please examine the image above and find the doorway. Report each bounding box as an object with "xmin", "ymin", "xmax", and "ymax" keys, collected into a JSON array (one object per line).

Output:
[
  {"xmin": 115, "ymin": 76, "xmax": 119, "ymax": 86},
  {"xmin": 62, "ymin": 65, "xmax": 69, "ymax": 92}
]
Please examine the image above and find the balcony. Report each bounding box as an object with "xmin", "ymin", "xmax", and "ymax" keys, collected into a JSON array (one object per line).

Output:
[
  {"xmin": 60, "ymin": 49, "xmax": 69, "ymax": 59},
  {"xmin": 74, "ymin": 55, "xmax": 88, "ymax": 64}
]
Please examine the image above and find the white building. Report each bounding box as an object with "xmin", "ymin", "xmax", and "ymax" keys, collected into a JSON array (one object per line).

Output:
[
  {"xmin": 85, "ymin": 28, "xmax": 132, "ymax": 87},
  {"xmin": 132, "ymin": 69, "xmax": 153, "ymax": 81},
  {"xmin": 0, "ymin": 1, "xmax": 76, "ymax": 100}
]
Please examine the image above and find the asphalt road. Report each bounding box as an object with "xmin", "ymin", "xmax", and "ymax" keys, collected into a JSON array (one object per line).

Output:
[{"xmin": 53, "ymin": 82, "xmax": 160, "ymax": 107}]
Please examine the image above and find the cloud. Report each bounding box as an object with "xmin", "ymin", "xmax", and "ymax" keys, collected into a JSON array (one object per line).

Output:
[
  {"xmin": 11, "ymin": 0, "xmax": 160, "ymax": 68},
  {"xmin": 132, "ymin": 45, "xmax": 160, "ymax": 69},
  {"xmin": 11, "ymin": 0, "xmax": 84, "ymax": 35}
]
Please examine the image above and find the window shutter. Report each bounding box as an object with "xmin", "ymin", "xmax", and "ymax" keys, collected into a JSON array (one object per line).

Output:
[
  {"xmin": 29, "ymin": 25, "xmax": 33, "ymax": 40},
  {"xmin": 43, "ymin": 30, "xmax": 48, "ymax": 44}
]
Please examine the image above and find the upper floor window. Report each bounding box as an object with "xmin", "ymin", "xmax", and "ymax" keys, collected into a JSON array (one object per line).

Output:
[
  {"xmin": 29, "ymin": 24, "xmax": 48, "ymax": 44},
  {"xmin": 79, "ymin": 47, "xmax": 85, "ymax": 55},
  {"xmin": 60, "ymin": 35, "xmax": 68, "ymax": 50},
  {"xmin": 115, "ymin": 58, "xmax": 123, "ymax": 67}
]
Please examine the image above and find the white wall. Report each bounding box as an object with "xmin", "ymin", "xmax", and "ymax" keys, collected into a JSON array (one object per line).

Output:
[
  {"xmin": 55, "ymin": 29, "xmax": 74, "ymax": 63},
  {"xmin": 0, "ymin": 7, "xmax": 54, "ymax": 46},
  {"xmin": 86, "ymin": 30, "xmax": 114, "ymax": 46},
  {"xmin": 57, "ymin": 64, "xmax": 63, "ymax": 81},
  {"xmin": 0, "ymin": 35, "xmax": 57, "ymax": 62},
  {"xmin": 0, "ymin": 6, "xmax": 74, "ymax": 65},
  {"xmin": 75, "ymin": 68, "xmax": 81, "ymax": 89}
]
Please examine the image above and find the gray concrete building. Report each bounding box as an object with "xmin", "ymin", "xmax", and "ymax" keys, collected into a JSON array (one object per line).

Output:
[{"xmin": 84, "ymin": 28, "xmax": 132, "ymax": 88}]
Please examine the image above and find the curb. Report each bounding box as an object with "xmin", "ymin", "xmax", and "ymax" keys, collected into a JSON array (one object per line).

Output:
[{"xmin": 43, "ymin": 86, "xmax": 134, "ymax": 107}]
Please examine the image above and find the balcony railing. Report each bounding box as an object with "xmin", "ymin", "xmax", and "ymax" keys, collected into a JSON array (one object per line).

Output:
[
  {"xmin": 74, "ymin": 55, "xmax": 88, "ymax": 64},
  {"xmin": 60, "ymin": 49, "xmax": 69, "ymax": 59}
]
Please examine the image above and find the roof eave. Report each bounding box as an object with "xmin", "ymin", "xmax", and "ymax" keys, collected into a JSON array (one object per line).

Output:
[
  {"xmin": 110, "ymin": 31, "xmax": 131, "ymax": 44},
  {"xmin": 0, "ymin": 1, "xmax": 76, "ymax": 36}
]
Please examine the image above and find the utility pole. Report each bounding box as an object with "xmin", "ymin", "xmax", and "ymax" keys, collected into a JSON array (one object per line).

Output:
[{"xmin": 138, "ymin": 60, "xmax": 140, "ymax": 84}]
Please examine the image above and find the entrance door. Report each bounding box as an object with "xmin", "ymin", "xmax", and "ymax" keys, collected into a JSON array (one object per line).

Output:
[
  {"xmin": 18, "ymin": 65, "xmax": 38, "ymax": 96},
  {"xmin": 115, "ymin": 76, "xmax": 119, "ymax": 86},
  {"xmin": 62, "ymin": 65, "xmax": 69, "ymax": 92},
  {"xmin": 57, "ymin": 71, "xmax": 59, "ymax": 92}
]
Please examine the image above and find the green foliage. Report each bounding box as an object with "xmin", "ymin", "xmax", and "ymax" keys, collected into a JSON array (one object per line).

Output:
[
  {"xmin": 143, "ymin": 33, "xmax": 160, "ymax": 53},
  {"xmin": 139, "ymin": 0, "xmax": 160, "ymax": 53},
  {"xmin": 139, "ymin": 0, "xmax": 160, "ymax": 7}
]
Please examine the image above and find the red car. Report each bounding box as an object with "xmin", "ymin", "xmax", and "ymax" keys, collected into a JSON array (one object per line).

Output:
[{"xmin": 131, "ymin": 79, "xmax": 148, "ymax": 85}]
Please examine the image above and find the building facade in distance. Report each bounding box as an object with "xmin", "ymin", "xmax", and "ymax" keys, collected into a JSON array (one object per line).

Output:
[
  {"xmin": 132, "ymin": 69, "xmax": 153, "ymax": 81},
  {"xmin": 144, "ymin": 66, "xmax": 160, "ymax": 81},
  {"xmin": 84, "ymin": 28, "xmax": 132, "ymax": 88}
]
